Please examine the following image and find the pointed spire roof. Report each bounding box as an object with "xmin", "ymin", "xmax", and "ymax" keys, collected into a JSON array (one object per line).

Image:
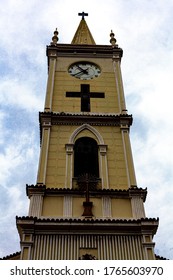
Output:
[{"xmin": 71, "ymin": 12, "xmax": 96, "ymax": 45}]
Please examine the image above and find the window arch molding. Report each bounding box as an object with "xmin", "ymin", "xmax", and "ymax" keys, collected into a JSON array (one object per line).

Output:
[
  {"xmin": 65, "ymin": 124, "xmax": 109, "ymax": 189},
  {"xmin": 69, "ymin": 124, "xmax": 104, "ymax": 145}
]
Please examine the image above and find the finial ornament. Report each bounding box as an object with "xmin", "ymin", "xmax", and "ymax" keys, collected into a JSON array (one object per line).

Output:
[
  {"xmin": 110, "ymin": 30, "xmax": 117, "ymax": 45},
  {"xmin": 78, "ymin": 11, "xmax": 88, "ymax": 20},
  {"xmin": 51, "ymin": 28, "xmax": 59, "ymax": 45}
]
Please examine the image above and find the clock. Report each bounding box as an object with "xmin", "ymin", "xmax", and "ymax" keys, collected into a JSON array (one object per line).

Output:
[{"xmin": 68, "ymin": 62, "xmax": 101, "ymax": 80}]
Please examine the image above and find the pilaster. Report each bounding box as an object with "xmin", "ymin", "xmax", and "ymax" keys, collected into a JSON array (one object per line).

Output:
[
  {"xmin": 65, "ymin": 144, "xmax": 74, "ymax": 189},
  {"xmin": 131, "ymin": 196, "xmax": 146, "ymax": 218},
  {"xmin": 99, "ymin": 144, "xmax": 109, "ymax": 189},
  {"xmin": 27, "ymin": 185, "xmax": 45, "ymax": 217},
  {"xmin": 142, "ymin": 235, "xmax": 156, "ymax": 260},
  {"xmin": 102, "ymin": 196, "xmax": 111, "ymax": 218},
  {"xmin": 112, "ymin": 55, "xmax": 127, "ymax": 112},
  {"xmin": 64, "ymin": 195, "xmax": 72, "ymax": 217},
  {"xmin": 44, "ymin": 50, "xmax": 57, "ymax": 111},
  {"xmin": 37, "ymin": 121, "xmax": 51, "ymax": 185},
  {"xmin": 121, "ymin": 125, "xmax": 137, "ymax": 187},
  {"xmin": 20, "ymin": 233, "xmax": 33, "ymax": 260}
]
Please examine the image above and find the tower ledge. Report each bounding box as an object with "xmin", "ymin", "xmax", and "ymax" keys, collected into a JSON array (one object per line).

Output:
[
  {"xmin": 46, "ymin": 43, "xmax": 123, "ymax": 59},
  {"xmin": 16, "ymin": 216, "xmax": 159, "ymax": 237},
  {"xmin": 26, "ymin": 184, "xmax": 147, "ymax": 202},
  {"xmin": 39, "ymin": 110, "xmax": 133, "ymax": 126}
]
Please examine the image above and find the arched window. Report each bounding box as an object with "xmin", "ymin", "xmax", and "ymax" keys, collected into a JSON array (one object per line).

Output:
[
  {"xmin": 79, "ymin": 254, "xmax": 96, "ymax": 260},
  {"xmin": 74, "ymin": 137, "xmax": 99, "ymax": 178}
]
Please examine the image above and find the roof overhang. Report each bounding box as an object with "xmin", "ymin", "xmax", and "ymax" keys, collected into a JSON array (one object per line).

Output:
[{"xmin": 16, "ymin": 216, "xmax": 159, "ymax": 238}]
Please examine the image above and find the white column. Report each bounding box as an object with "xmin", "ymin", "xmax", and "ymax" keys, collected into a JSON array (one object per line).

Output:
[
  {"xmin": 44, "ymin": 54, "xmax": 57, "ymax": 112},
  {"xmin": 37, "ymin": 123, "xmax": 51, "ymax": 185},
  {"xmin": 65, "ymin": 144, "xmax": 74, "ymax": 189},
  {"xmin": 121, "ymin": 126, "xmax": 137, "ymax": 188},
  {"xmin": 102, "ymin": 196, "xmax": 111, "ymax": 218},
  {"xmin": 99, "ymin": 145, "xmax": 109, "ymax": 189},
  {"xmin": 64, "ymin": 196, "xmax": 72, "ymax": 217},
  {"xmin": 28, "ymin": 194, "xmax": 43, "ymax": 217},
  {"xmin": 131, "ymin": 196, "xmax": 146, "ymax": 218},
  {"xmin": 112, "ymin": 56, "xmax": 127, "ymax": 113}
]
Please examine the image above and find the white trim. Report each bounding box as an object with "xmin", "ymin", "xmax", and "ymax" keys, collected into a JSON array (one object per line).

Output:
[
  {"xmin": 65, "ymin": 124, "xmax": 109, "ymax": 189},
  {"xmin": 36, "ymin": 127, "xmax": 50, "ymax": 185},
  {"xmin": 102, "ymin": 196, "xmax": 111, "ymax": 217},
  {"xmin": 121, "ymin": 129, "xmax": 130, "ymax": 188},
  {"xmin": 65, "ymin": 144, "xmax": 73, "ymax": 189},
  {"xmin": 44, "ymin": 58, "xmax": 56, "ymax": 111},
  {"xmin": 69, "ymin": 124, "xmax": 104, "ymax": 144},
  {"xmin": 64, "ymin": 196, "xmax": 72, "ymax": 217},
  {"xmin": 112, "ymin": 59, "xmax": 121, "ymax": 113}
]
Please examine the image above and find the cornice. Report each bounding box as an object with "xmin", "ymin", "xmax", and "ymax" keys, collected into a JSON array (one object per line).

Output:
[
  {"xmin": 39, "ymin": 111, "xmax": 133, "ymax": 127},
  {"xmin": 26, "ymin": 184, "xmax": 46, "ymax": 197},
  {"xmin": 155, "ymin": 254, "xmax": 168, "ymax": 260},
  {"xmin": 26, "ymin": 184, "xmax": 147, "ymax": 201},
  {"xmin": 39, "ymin": 111, "xmax": 133, "ymax": 142},
  {"xmin": 46, "ymin": 43, "xmax": 123, "ymax": 59},
  {"xmin": 16, "ymin": 216, "xmax": 159, "ymax": 223},
  {"xmin": 16, "ymin": 216, "xmax": 159, "ymax": 236},
  {"xmin": 0, "ymin": 251, "xmax": 21, "ymax": 260}
]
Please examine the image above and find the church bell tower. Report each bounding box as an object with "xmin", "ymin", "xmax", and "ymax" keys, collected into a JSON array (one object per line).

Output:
[{"xmin": 16, "ymin": 13, "xmax": 159, "ymax": 260}]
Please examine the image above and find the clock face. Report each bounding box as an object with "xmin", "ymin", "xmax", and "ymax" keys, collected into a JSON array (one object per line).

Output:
[{"xmin": 68, "ymin": 62, "xmax": 101, "ymax": 80}]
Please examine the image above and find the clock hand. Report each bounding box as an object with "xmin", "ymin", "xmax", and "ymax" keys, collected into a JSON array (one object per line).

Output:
[
  {"xmin": 73, "ymin": 68, "xmax": 89, "ymax": 77},
  {"xmin": 77, "ymin": 66, "xmax": 85, "ymax": 71},
  {"xmin": 72, "ymin": 70, "xmax": 85, "ymax": 77},
  {"xmin": 77, "ymin": 66, "xmax": 89, "ymax": 74}
]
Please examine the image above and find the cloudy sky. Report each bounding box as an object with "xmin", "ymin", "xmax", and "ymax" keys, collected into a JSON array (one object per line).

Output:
[{"xmin": 0, "ymin": 0, "xmax": 173, "ymax": 259}]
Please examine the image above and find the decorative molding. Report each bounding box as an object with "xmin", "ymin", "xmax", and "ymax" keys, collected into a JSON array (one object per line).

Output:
[
  {"xmin": 131, "ymin": 197, "xmax": 146, "ymax": 219},
  {"xmin": 112, "ymin": 58, "xmax": 121, "ymax": 112},
  {"xmin": 36, "ymin": 126, "xmax": 50, "ymax": 185},
  {"xmin": 102, "ymin": 196, "xmax": 111, "ymax": 218},
  {"xmin": 121, "ymin": 129, "xmax": 130, "ymax": 188},
  {"xmin": 98, "ymin": 144, "xmax": 107, "ymax": 155},
  {"xmin": 16, "ymin": 216, "xmax": 159, "ymax": 237},
  {"xmin": 69, "ymin": 123, "xmax": 104, "ymax": 144},
  {"xmin": 66, "ymin": 124, "xmax": 108, "ymax": 189},
  {"xmin": 28, "ymin": 195, "xmax": 43, "ymax": 218},
  {"xmin": 65, "ymin": 144, "xmax": 74, "ymax": 154},
  {"xmin": 46, "ymin": 44, "xmax": 123, "ymax": 64},
  {"xmin": 0, "ymin": 251, "xmax": 21, "ymax": 260},
  {"xmin": 39, "ymin": 112, "xmax": 133, "ymax": 142},
  {"xmin": 64, "ymin": 196, "xmax": 72, "ymax": 217},
  {"xmin": 26, "ymin": 185, "xmax": 147, "ymax": 201}
]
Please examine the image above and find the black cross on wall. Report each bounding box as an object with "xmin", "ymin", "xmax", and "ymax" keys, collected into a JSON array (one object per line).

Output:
[{"xmin": 66, "ymin": 84, "xmax": 105, "ymax": 112}]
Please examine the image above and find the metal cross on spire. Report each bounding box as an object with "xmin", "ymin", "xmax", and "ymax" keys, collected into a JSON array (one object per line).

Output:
[{"xmin": 78, "ymin": 11, "xmax": 88, "ymax": 20}]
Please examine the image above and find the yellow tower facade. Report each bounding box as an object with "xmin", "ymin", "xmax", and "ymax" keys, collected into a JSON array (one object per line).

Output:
[{"xmin": 16, "ymin": 14, "xmax": 159, "ymax": 260}]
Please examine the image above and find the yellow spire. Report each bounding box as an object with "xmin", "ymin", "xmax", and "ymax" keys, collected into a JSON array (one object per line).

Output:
[{"xmin": 71, "ymin": 12, "xmax": 96, "ymax": 45}]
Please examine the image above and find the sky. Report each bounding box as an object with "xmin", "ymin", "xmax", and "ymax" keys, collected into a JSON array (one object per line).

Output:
[{"xmin": 0, "ymin": 0, "xmax": 173, "ymax": 259}]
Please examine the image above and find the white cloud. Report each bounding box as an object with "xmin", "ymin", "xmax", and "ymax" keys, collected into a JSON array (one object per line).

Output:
[
  {"xmin": 0, "ymin": 130, "xmax": 38, "ymax": 257},
  {"xmin": 0, "ymin": 78, "xmax": 42, "ymax": 112}
]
